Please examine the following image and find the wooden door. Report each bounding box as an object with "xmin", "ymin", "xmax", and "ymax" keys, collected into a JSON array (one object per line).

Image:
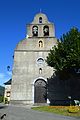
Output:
[{"xmin": 34, "ymin": 79, "xmax": 47, "ymax": 103}]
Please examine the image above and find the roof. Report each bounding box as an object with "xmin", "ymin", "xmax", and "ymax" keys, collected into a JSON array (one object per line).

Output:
[{"xmin": 4, "ymin": 79, "xmax": 12, "ymax": 85}]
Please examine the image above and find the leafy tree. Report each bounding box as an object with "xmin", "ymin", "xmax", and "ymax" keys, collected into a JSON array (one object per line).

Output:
[{"xmin": 46, "ymin": 27, "xmax": 80, "ymax": 79}]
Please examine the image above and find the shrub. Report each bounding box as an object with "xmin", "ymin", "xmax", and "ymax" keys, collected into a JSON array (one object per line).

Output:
[
  {"xmin": 68, "ymin": 106, "xmax": 79, "ymax": 113},
  {"xmin": 4, "ymin": 97, "xmax": 8, "ymax": 104}
]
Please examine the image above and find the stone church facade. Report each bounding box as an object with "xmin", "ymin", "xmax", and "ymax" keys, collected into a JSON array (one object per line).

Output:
[{"xmin": 10, "ymin": 13, "xmax": 57, "ymax": 105}]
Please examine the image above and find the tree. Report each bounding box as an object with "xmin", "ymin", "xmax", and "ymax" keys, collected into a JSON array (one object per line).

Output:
[{"xmin": 46, "ymin": 27, "xmax": 80, "ymax": 79}]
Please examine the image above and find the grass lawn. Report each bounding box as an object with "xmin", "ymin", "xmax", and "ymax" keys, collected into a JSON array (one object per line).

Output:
[{"xmin": 32, "ymin": 106, "xmax": 80, "ymax": 117}]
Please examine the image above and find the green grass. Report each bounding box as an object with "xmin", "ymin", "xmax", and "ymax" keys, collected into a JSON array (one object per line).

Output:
[{"xmin": 32, "ymin": 106, "xmax": 80, "ymax": 117}]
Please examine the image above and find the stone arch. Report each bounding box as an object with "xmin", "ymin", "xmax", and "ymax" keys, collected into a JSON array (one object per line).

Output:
[{"xmin": 34, "ymin": 79, "xmax": 47, "ymax": 103}]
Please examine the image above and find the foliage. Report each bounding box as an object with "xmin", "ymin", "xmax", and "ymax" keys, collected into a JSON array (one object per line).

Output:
[
  {"xmin": 68, "ymin": 106, "xmax": 79, "ymax": 113},
  {"xmin": 46, "ymin": 27, "xmax": 80, "ymax": 79},
  {"xmin": 0, "ymin": 96, "xmax": 4, "ymax": 102},
  {"xmin": 32, "ymin": 106, "xmax": 80, "ymax": 117},
  {"xmin": 4, "ymin": 97, "xmax": 8, "ymax": 104}
]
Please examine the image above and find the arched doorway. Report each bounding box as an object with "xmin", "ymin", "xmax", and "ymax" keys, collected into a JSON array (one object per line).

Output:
[{"xmin": 34, "ymin": 79, "xmax": 47, "ymax": 103}]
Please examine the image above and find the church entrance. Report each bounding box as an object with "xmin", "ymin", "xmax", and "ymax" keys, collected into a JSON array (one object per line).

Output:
[{"xmin": 34, "ymin": 79, "xmax": 47, "ymax": 103}]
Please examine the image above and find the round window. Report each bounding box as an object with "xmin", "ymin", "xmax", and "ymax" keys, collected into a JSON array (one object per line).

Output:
[{"xmin": 37, "ymin": 58, "xmax": 44, "ymax": 64}]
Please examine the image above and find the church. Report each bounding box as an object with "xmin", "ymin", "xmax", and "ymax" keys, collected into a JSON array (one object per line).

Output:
[{"xmin": 9, "ymin": 12, "xmax": 57, "ymax": 105}]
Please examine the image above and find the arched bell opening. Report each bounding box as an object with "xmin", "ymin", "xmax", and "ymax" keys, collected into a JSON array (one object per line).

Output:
[
  {"xmin": 43, "ymin": 26, "xmax": 49, "ymax": 36},
  {"xmin": 32, "ymin": 26, "xmax": 38, "ymax": 37}
]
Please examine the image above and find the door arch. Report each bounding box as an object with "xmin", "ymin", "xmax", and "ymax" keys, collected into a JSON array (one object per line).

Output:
[{"xmin": 34, "ymin": 79, "xmax": 47, "ymax": 103}]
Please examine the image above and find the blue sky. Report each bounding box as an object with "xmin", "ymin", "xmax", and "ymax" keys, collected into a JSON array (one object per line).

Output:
[{"xmin": 0, "ymin": 0, "xmax": 80, "ymax": 86}]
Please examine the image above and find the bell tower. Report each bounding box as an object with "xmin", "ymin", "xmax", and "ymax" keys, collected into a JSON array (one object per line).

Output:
[
  {"xmin": 27, "ymin": 13, "xmax": 55, "ymax": 38},
  {"xmin": 10, "ymin": 13, "xmax": 57, "ymax": 105}
]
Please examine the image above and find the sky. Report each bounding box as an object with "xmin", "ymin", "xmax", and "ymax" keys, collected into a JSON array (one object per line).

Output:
[{"xmin": 0, "ymin": 0, "xmax": 80, "ymax": 86}]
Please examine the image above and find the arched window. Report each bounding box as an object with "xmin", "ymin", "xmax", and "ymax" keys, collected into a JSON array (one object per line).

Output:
[
  {"xmin": 43, "ymin": 26, "xmax": 49, "ymax": 36},
  {"xmin": 39, "ymin": 40, "xmax": 43, "ymax": 47},
  {"xmin": 39, "ymin": 17, "xmax": 42, "ymax": 23},
  {"xmin": 32, "ymin": 26, "xmax": 38, "ymax": 36},
  {"xmin": 39, "ymin": 68, "xmax": 42, "ymax": 74}
]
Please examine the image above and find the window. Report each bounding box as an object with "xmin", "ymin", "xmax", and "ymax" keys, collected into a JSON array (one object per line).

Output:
[
  {"xmin": 32, "ymin": 26, "xmax": 38, "ymax": 36},
  {"xmin": 6, "ymin": 91, "xmax": 10, "ymax": 97},
  {"xmin": 43, "ymin": 26, "xmax": 49, "ymax": 36},
  {"xmin": 37, "ymin": 58, "xmax": 44, "ymax": 64},
  {"xmin": 39, "ymin": 40, "xmax": 43, "ymax": 47},
  {"xmin": 39, "ymin": 68, "xmax": 42, "ymax": 74},
  {"xmin": 39, "ymin": 17, "xmax": 42, "ymax": 23}
]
